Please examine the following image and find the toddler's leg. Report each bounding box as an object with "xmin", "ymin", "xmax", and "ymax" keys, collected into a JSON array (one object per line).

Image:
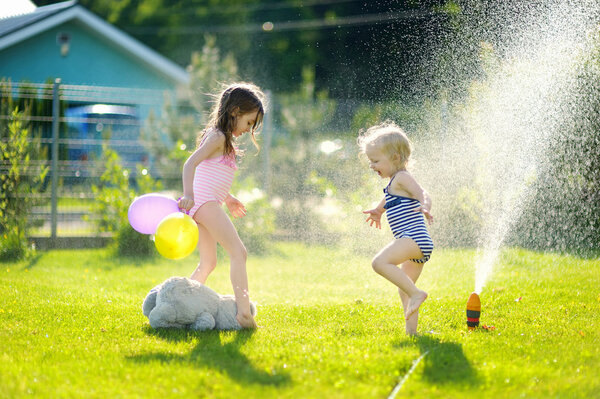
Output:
[
  {"xmin": 398, "ymin": 260, "xmax": 425, "ymax": 335},
  {"xmin": 372, "ymin": 238, "xmax": 428, "ymax": 321},
  {"xmin": 194, "ymin": 202, "xmax": 257, "ymax": 329},
  {"xmin": 190, "ymin": 222, "xmax": 217, "ymax": 283},
  {"xmin": 398, "ymin": 289, "xmax": 417, "ymax": 335}
]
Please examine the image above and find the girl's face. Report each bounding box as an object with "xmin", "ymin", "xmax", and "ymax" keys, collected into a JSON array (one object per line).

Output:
[
  {"xmin": 365, "ymin": 145, "xmax": 397, "ymax": 179},
  {"xmin": 232, "ymin": 109, "xmax": 260, "ymax": 138}
]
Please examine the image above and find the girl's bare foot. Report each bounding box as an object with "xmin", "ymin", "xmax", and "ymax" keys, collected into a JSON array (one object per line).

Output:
[
  {"xmin": 236, "ymin": 313, "xmax": 257, "ymax": 329},
  {"xmin": 405, "ymin": 290, "xmax": 428, "ymax": 320}
]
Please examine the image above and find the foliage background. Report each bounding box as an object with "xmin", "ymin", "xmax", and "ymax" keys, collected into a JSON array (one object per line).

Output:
[
  {"xmin": 34, "ymin": 0, "xmax": 452, "ymax": 100},
  {"xmin": 14, "ymin": 0, "xmax": 599, "ymax": 256},
  {"xmin": 0, "ymin": 83, "xmax": 49, "ymax": 260}
]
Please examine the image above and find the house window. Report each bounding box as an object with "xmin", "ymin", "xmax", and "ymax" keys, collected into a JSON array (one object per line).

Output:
[{"xmin": 56, "ymin": 32, "xmax": 71, "ymax": 56}]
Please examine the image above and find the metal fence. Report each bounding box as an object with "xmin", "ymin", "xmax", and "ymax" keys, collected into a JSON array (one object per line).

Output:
[{"xmin": 1, "ymin": 80, "xmax": 175, "ymax": 247}]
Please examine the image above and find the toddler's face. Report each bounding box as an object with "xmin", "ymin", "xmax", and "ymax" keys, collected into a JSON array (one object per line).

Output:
[
  {"xmin": 365, "ymin": 145, "xmax": 395, "ymax": 179},
  {"xmin": 232, "ymin": 109, "xmax": 260, "ymax": 137}
]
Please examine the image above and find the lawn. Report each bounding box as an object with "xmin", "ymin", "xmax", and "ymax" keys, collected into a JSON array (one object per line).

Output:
[{"xmin": 1, "ymin": 242, "xmax": 599, "ymax": 398}]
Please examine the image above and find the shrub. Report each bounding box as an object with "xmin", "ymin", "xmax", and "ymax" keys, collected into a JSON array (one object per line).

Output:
[
  {"xmin": 0, "ymin": 105, "xmax": 48, "ymax": 261},
  {"xmin": 0, "ymin": 230, "xmax": 26, "ymax": 262},
  {"xmin": 88, "ymin": 145, "xmax": 135, "ymax": 233},
  {"xmin": 115, "ymin": 223, "xmax": 155, "ymax": 257},
  {"xmin": 88, "ymin": 145, "xmax": 163, "ymax": 255}
]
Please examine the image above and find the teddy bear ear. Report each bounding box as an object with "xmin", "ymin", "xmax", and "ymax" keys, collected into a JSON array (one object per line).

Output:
[{"xmin": 142, "ymin": 289, "xmax": 158, "ymax": 317}]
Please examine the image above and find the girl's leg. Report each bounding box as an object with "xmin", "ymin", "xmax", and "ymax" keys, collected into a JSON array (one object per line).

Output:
[
  {"xmin": 397, "ymin": 260, "xmax": 425, "ymax": 335},
  {"xmin": 372, "ymin": 238, "xmax": 428, "ymax": 320},
  {"xmin": 193, "ymin": 202, "xmax": 256, "ymax": 329},
  {"xmin": 189, "ymin": 222, "xmax": 217, "ymax": 284}
]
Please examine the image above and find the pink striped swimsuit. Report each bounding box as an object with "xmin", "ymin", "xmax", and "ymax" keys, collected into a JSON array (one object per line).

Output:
[{"xmin": 188, "ymin": 131, "xmax": 237, "ymax": 218}]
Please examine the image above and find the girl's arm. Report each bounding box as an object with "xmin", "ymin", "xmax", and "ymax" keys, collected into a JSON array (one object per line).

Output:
[
  {"xmin": 178, "ymin": 131, "xmax": 225, "ymax": 211},
  {"xmin": 393, "ymin": 172, "xmax": 434, "ymax": 224},
  {"xmin": 224, "ymin": 193, "xmax": 247, "ymax": 218},
  {"xmin": 363, "ymin": 196, "xmax": 386, "ymax": 229}
]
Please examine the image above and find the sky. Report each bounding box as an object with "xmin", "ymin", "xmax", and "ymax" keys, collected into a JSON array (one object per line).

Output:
[{"xmin": 0, "ymin": 0, "xmax": 37, "ymax": 19}]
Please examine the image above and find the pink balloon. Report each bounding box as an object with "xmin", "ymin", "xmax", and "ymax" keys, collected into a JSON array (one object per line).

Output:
[{"xmin": 128, "ymin": 194, "xmax": 180, "ymax": 234}]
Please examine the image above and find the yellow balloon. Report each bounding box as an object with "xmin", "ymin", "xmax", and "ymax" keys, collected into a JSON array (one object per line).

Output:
[{"xmin": 154, "ymin": 213, "xmax": 199, "ymax": 260}]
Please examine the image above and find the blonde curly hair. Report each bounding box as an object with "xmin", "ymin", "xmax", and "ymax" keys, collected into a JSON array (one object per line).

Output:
[{"xmin": 357, "ymin": 121, "xmax": 412, "ymax": 170}]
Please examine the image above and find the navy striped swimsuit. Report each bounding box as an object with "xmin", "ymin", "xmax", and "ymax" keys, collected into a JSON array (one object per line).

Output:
[{"xmin": 383, "ymin": 178, "xmax": 434, "ymax": 264}]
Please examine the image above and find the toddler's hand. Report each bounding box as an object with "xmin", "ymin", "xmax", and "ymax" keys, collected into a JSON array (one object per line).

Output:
[
  {"xmin": 225, "ymin": 195, "xmax": 247, "ymax": 218},
  {"xmin": 414, "ymin": 205, "xmax": 434, "ymax": 225},
  {"xmin": 178, "ymin": 196, "xmax": 194, "ymax": 214},
  {"xmin": 363, "ymin": 208, "xmax": 383, "ymax": 229}
]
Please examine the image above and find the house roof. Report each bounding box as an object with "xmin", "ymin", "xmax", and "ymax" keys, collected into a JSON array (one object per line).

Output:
[{"xmin": 0, "ymin": 0, "xmax": 189, "ymax": 85}]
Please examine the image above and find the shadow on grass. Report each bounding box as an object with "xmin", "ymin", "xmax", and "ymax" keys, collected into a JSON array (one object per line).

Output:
[
  {"xmin": 395, "ymin": 335, "xmax": 480, "ymax": 386},
  {"xmin": 128, "ymin": 326, "xmax": 291, "ymax": 387},
  {"xmin": 23, "ymin": 253, "xmax": 43, "ymax": 269}
]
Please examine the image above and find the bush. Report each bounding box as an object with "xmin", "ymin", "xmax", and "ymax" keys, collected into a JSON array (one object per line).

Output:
[
  {"xmin": 0, "ymin": 230, "xmax": 26, "ymax": 262},
  {"xmin": 115, "ymin": 224, "xmax": 155, "ymax": 257},
  {"xmin": 88, "ymin": 145, "xmax": 135, "ymax": 233},
  {"xmin": 88, "ymin": 145, "xmax": 163, "ymax": 253},
  {"xmin": 0, "ymin": 103, "xmax": 48, "ymax": 261}
]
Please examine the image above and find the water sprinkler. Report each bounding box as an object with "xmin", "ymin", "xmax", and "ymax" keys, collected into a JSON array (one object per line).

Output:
[{"xmin": 466, "ymin": 292, "xmax": 481, "ymax": 330}]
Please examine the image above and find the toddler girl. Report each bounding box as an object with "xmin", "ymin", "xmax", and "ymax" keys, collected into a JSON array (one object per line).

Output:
[{"xmin": 358, "ymin": 121, "xmax": 434, "ymax": 335}]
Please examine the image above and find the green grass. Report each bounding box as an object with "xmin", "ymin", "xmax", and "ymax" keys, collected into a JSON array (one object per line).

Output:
[{"xmin": 1, "ymin": 243, "xmax": 599, "ymax": 398}]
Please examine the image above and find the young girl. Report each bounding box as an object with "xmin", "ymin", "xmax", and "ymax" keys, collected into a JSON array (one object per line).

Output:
[
  {"xmin": 178, "ymin": 83, "xmax": 265, "ymax": 329},
  {"xmin": 358, "ymin": 121, "xmax": 434, "ymax": 335}
]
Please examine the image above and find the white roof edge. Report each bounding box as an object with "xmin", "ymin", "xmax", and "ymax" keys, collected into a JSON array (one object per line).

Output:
[{"xmin": 0, "ymin": 5, "xmax": 189, "ymax": 85}]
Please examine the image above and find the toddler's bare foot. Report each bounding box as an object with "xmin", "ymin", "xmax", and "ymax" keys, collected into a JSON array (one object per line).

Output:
[
  {"xmin": 405, "ymin": 290, "xmax": 428, "ymax": 320},
  {"xmin": 236, "ymin": 313, "xmax": 257, "ymax": 329}
]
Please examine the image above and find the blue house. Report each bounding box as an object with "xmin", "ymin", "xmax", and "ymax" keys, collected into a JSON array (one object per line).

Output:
[
  {"xmin": 0, "ymin": 1, "xmax": 189, "ymax": 169},
  {"xmin": 0, "ymin": 0, "xmax": 188, "ymax": 90}
]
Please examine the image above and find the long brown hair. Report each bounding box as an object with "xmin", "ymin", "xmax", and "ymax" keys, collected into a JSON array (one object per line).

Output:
[{"xmin": 198, "ymin": 82, "xmax": 265, "ymax": 156}]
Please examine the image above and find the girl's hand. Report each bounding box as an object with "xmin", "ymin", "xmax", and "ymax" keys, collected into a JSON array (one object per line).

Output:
[
  {"xmin": 178, "ymin": 196, "xmax": 194, "ymax": 214},
  {"xmin": 414, "ymin": 205, "xmax": 434, "ymax": 225},
  {"xmin": 236, "ymin": 312, "xmax": 258, "ymax": 329},
  {"xmin": 363, "ymin": 208, "xmax": 384, "ymax": 229},
  {"xmin": 225, "ymin": 194, "xmax": 247, "ymax": 218}
]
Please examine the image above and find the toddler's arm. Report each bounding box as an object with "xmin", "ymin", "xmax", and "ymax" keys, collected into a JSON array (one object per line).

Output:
[
  {"xmin": 418, "ymin": 203, "xmax": 433, "ymax": 224},
  {"xmin": 421, "ymin": 190, "xmax": 433, "ymax": 224},
  {"xmin": 393, "ymin": 172, "xmax": 434, "ymax": 224},
  {"xmin": 363, "ymin": 197, "xmax": 386, "ymax": 229}
]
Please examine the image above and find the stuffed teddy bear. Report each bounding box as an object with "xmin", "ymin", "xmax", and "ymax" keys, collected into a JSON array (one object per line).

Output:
[{"xmin": 142, "ymin": 276, "xmax": 257, "ymax": 330}]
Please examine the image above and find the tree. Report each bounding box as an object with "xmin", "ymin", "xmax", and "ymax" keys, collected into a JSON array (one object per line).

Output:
[
  {"xmin": 0, "ymin": 83, "xmax": 49, "ymax": 260},
  {"xmin": 33, "ymin": 0, "xmax": 451, "ymax": 100}
]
